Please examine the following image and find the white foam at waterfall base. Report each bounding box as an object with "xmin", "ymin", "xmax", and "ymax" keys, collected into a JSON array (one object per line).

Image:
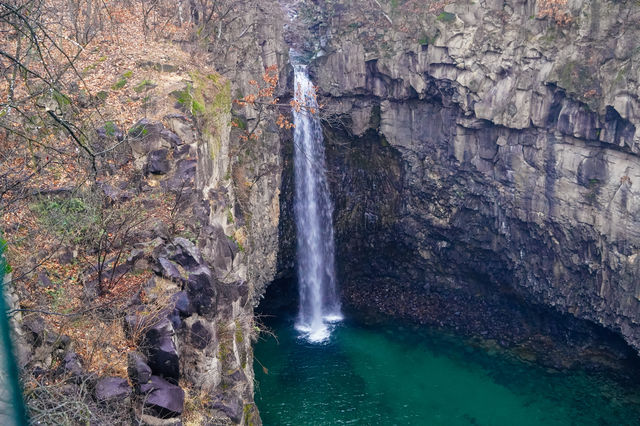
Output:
[{"xmin": 292, "ymin": 64, "xmax": 342, "ymax": 343}]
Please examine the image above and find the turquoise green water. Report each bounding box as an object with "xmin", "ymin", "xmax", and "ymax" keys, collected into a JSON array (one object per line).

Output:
[{"xmin": 254, "ymin": 316, "xmax": 640, "ymax": 425}]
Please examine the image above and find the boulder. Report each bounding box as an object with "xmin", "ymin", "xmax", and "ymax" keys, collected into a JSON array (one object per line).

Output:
[
  {"xmin": 186, "ymin": 266, "xmax": 217, "ymax": 318},
  {"xmin": 128, "ymin": 119, "xmax": 175, "ymax": 169},
  {"xmin": 164, "ymin": 159, "xmax": 196, "ymax": 192},
  {"xmin": 169, "ymin": 237, "xmax": 202, "ymax": 270},
  {"xmin": 37, "ymin": 271, "xmax": 53, "ymax": 288},
  {"xmin": 188, "ymin": 320, "xmax": 213, "ymax": 350},
  {"xmin": 172, "ymin": 291, "xmax": 193, "ymax": 317},
  {"xmin": 147, "ymin": 149, "xmax": 170, "ymax": 175},
  {"xmin": 58, "ymin": 247, "xmax": 75, "ymax": 265},
  {"xmin": 101, "ymin": 183, "xmax": 133, "ymax": 203},
  {"xmin": 128, "ymin": 351, "xmax": 152, "ymax": 385},
  {"xmin": 145, "ymin": 319, "xmax": 179, "ymax": 382},
  {"xmin": 157, "ymin": 258, "xmax": 183, "ymax": 282},
  {"xmin": 57, "ymin": 352, "xmax": 85, "ymax": 382},
  {"xmin": 22, "ymin": 315, "xmax": 46, "ymax": 346},
  {"xmin": 95, "ymin": 377, "xmax": 131, "ymax": 402},
  {"xmin": 159, "ymin": 128, "xmax": 182, "ymax": 147},
  {"xmin": 140, "ymin": 376, "xmax": 184, "ymax": 418}
]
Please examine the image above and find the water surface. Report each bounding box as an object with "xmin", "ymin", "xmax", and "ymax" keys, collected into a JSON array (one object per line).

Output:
[{"xmin": 254, "ymin": 315, "xmax": 640, "ymax": 425}]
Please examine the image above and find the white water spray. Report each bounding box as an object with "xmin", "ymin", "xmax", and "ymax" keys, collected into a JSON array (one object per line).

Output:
[{"xmin": 292, "ymin": 65, "xmax": 342, "ymax": 343}]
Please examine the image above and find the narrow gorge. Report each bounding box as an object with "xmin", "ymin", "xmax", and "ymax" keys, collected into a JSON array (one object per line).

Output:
[{"xmin": 4, "ymin": 0, "xmax": 640, "ymax": 424}]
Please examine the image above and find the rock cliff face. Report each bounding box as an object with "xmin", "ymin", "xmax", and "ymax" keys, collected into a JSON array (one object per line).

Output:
[{"xmin": 274, "ymin": 0, "xmax": 640, "ymax": 362}]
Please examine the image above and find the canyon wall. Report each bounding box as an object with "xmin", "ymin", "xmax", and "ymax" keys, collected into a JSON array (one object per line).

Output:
[{"xmin": 274, "ymin": 0, "xmax": 640, "ymax": 362}]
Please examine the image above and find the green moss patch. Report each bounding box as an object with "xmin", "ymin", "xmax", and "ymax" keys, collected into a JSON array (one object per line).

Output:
[{"xmin": 437, "ymin": 12, "xmax": 456, "ymax": 23}]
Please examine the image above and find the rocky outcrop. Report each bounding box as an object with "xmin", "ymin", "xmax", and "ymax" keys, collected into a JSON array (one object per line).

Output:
[{"xmin": 271, "ymin": 0, "xmax": 640, "ymax": 357}]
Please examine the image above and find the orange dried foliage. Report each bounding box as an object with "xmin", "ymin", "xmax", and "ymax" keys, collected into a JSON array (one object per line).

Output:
[{"xmin": 537, "ymin": 0, "xmax": 573, "ymax": 26}]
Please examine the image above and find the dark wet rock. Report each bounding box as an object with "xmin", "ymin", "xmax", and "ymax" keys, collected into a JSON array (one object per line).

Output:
[
  {"xmin": 227, "ymin": 369, "xmax": 246, "ymax": 383},
  {"xmin": 164, "ymin": 159, "xmax": 196, "ymax": 192},
  {"xmin": 129, "ymin": 119, "xmax": 165, "ymax": 140},
  {"xmin": 42, "ymin": 330, "xmax": 70, "ymax": 349},
  {"xmin": 147, "ymin": 149, "xmax": 170, "ymax": 175},
  {"xmin": 157, "ymin": 258, "xmax": 184, "ymax": 282},
  {"xmin": 128, "ymin": 119, "xmax": 175, "ymax": 170},
  {"xmin": 57, "ymin": 352, "xmax": 85, "ymax": 381},
  {"xmin": 140, "ymin": 375, "xmax": 185, "ymax": 417},
  {"xmin": 186, "ymin": 266, "xmax": 217, "ymax": 318},
  {"xmin": 172, "ymin": 291, "xmax": 193, "ymax": 317},
  {"xmin": 95, "ymin": 377, "xmax": 131, "ymax": 402},
  {"xmin": 145, "ymin": 318, "xmax": 179, "ymax": 382},
  {"xmin": 188, "ymin": 320, "xmax": 212, "ymax": 350},
  {"xmin": 23, "ymin": 316, "xmax": 46, "ymax": 345},
  {"xmin": 160, "ymin": 129, "xmax": 182, "ymax": 147},
  {"xmin": 37, "ymin": 271, "xmax": 52, "ymax": 288},
  {"xmin": 169, "ymin": 237, "xmax": 202, "ymax": 270},
  {"xmin": 127, "ymin": 248, "xmax": 146, "ymax": 266},
  {"xmin": 128, "ymin": 351, "xmax": 152, "ymax": 385}
]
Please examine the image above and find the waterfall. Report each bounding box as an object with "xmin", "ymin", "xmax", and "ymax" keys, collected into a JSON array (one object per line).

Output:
[{"xmin": 292, "ymin": 65, "xmax": 342, "ymax": 343}]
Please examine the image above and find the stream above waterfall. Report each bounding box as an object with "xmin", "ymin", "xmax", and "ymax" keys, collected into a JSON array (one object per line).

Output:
[{"xmin": 254, "ymin": 312, "xmax": 640, "ymax": 425}]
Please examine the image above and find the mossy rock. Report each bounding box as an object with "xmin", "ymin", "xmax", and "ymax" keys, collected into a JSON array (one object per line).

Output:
[
  {"xmin": 134, "ymin": 79, "xmax": 157, "ymax": 93},
  {"xmin": 437, "ymin": 12, "xmax": 456, "ymax": 23},
  {"xmin": 553, "ymin": 59, "xmax": 601, "ymax": 109}
]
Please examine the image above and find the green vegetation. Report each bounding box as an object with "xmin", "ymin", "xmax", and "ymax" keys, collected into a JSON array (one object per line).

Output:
[
  {"xmin": 190, "ymin": 71, "xmax": 231, "ymax": 160},
  {"xmin": 103, "ymin": 121, "xmax": 117, "ymax": 137},
  {"xmin": 235, "ymin": 320, "xmax": 244, "ymax": 344},
  {"xmin": 111, "ymin": 71, "xmax": 134, "ymax": 90},
  {"xmin": 172, "ymin": 82, "xmax": 204, "ymax": 115},
  {"xmin": 129, "ymin": 122, "xmax": 149, "ymax": 137},
  {"xmin": 133, "ymin": 79, "xmax": 155, "ymax": 93},
  {"xmin": 33, "ymin": 197, "xmax": 97, "ymax": 243},
  {"xmin": 45, "ymin": 286, "xmax": 66, "ymax": 309},
  {"xmin": 226, "ymin": 234, "xmax": 244, "ymax": 253},
  {"xmin": 0, "ymin": 234, "xmax": 11, "ymax": 275},
  {"xmin": 111, "ymin": 77, "xmax": 128, "ymax": 90},
  {"xmin": 437, "ymin": 12, "xmax": 456, "ymax": 23},
  {"xmin": 52, "ymin": 90, "xmax": 71, "ymax": 108}
]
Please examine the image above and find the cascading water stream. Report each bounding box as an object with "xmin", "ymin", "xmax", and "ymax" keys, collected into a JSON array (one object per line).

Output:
[{"xmin": 292, "ymin": 64, "xmax": 342, "ymax": 343}]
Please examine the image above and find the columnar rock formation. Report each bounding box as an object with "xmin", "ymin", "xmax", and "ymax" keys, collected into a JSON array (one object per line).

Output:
[{"xmin": 270, "ymin": 0, "xmax": 640, "ymax": 358}]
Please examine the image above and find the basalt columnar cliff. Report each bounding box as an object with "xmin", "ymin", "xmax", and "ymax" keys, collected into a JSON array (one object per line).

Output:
[
  {"xmin": 179, "ymin": 0, "xmax": 640, "ymax": 420},
  {"xmin": 270, "ymin": 0, "xmax": 640, "ymax": 367},
  {"xmin": 212, "ymin": 0, "xmax": 640, "ymax": 417}
]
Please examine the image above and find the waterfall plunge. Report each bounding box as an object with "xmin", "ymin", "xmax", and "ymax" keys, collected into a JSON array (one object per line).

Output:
[{"xmin": 292, "ymin": 65, "xmax": 342, "ymax": 343}]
